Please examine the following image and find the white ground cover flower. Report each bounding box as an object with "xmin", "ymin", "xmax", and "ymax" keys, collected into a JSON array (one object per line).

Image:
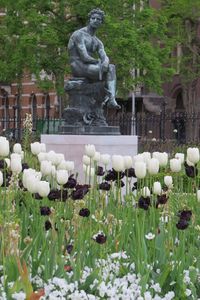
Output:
[{"xmin": 145, "ymin": 232, "xmax": 155, "ymax": 240}]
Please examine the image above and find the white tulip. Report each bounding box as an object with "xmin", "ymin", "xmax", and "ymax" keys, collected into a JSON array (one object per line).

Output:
[
  {"xmin": 175, "ymin": 153, "xmax": 184, "ymax": 164},
  {"xmin": 31, "ymin": 142, "xmax": 41, "ymax": 155},
  {"xmin": 142, "ymin": 186, "xmax": 151, "ymax": 197},
  {"xmin": 134, "ymin": 161, "xmax": 146, "ymax": 179},
  {"xmin": 93, "ymin": 151, "xmax": 101, "ymax": 162},
  {"xmin": 65, "ymin": 161, "xmax": 74, "ymax": 171},
  {"xmin": 85, "ymin": 144, "xmax": 96, "ymax": 158},
  {"xmin": 170, "ymin": 158, "xmax": 182, "ymax": 172},
  {"xmin": 112, "ymin": 155, "xmax": 124, "ymax": 172},
  {"xmin": 10, "ymin": 159, "xmax": 22, "ymax": 174},
  {"xmin": 164, "ymin": 175, "xmax": 173, "ymax": 187},
  {"xmin": 100, "ymin": 154, "xmax": 110, "ymax": 166},
  {"xmin": 133, "ymin": 154, "xmax": 144, "ymax": 167},
  {"xmin": 37, "ymin": 181, "xmax": 50, "ymax": 197},
  {"xmin": 51, "ymin": 165, "xmax": 56, "ymax": 177},
  {"xmin": 55, "ymin": 153, "xmax": 65, "ymax": 166},
  {"xmin": 147, "ymin": 158, "xmax": 159, "ymax": 175},
  {"xmin": 186, "ymin": 158, "xmax": 194, "ymax": 167},
  {"xmin": 153, "ymin": 181, "xmax": 162, "ymax": 195},
  {"xmin": 40, "ymin": 143, "xmax": 46, "ymax": 153},
  {"xmin": 5, "ymin": 158, "xmax": 10, "ymax": 168},
  {"xmin": 56, "ymin": 170, "xmax": 68, "ymax": 185},
  {"xmin": 197, "ymin": 190, "xmax": 200, "ymax": 202},
  {"xmin": 187, "ymin": 147, "xmax": 200, "ymax": 164},
  {"xmin": 82, "ymin": 155, "xmax": 91, "ymax": 166},
  {"xmin": 0, "ymin": 137, "xmax": 9, "ymax": 157},
  {"xmin": 46, "ymin": 151, "xmax": 57, "ymax": 164},
  {"xmin": 123, "ymin": 156, "xmax": 133, "ymax": 169},
  {"xmin": 38, "ymin": 152, "xmax": 47, "ymax": 162},
  {"xmin": 142, "ymin": 152, "xmax": 151, "ymax": 164},
  {"xmin": 10, "ymin": 153, "xmax": 21, "ymax": 161},
  {"xmin": 26, "ymin": 176, "xmax": 40, "ymax": 193},
  {"xmin": 158, "ymin": 152, "xmax": 168, "ymax": 167},
  {"xmin": 40, "ymin": 160, "xmax": 52, "ymax": 176},
  {"xmin": 21, "ymin": 151, "xmax": 24, "ymax": 160},
  {"xmin": 13, "ymin": 143, "xmax": 22, "ymax": 154},
  {"xmin": 0, "ymin": 170, "xmax": 3, "ymax": 186}
]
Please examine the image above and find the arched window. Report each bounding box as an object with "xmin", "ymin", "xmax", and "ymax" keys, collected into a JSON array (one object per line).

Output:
[
  {"xmin": 175, "ymin": 90, "xmax": 184, "ymax": 110},
  {"xmin": 30, "ymin": 93, "xmax": 37, "ymax": 130},
  {"xmin": 43, "ymin": 93, "xmax": 50, "ymax": 119}
]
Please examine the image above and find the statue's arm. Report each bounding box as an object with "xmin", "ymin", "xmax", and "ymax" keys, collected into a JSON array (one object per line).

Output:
[
  {"xmin": 75, "ymin": 33, "xmax": 98, "ymax": 64},
  {"xmin": 98, "ymin": 40, "xmax": 109, "ymax": 65}
]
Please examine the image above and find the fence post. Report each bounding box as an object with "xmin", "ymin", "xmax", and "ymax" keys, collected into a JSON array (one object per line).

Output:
[{"xmin": 160, "ymin": 99, "xmax": 166, "ymax": 141}]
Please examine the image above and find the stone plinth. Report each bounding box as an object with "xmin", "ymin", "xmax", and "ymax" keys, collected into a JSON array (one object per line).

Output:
[{"xmin": 41, "ymin": 134, "xmax": 138, "ymax": 182}]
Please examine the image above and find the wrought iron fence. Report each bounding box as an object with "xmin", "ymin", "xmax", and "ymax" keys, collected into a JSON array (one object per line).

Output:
[{"xmin": 0, "ymin": 112, "xmax": 200, "ymax": 148}]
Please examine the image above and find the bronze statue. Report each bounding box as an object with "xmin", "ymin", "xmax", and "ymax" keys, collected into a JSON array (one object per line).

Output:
[{"xmin": 68, "ymin": 8, "xmax": 120, "ymax": 109}]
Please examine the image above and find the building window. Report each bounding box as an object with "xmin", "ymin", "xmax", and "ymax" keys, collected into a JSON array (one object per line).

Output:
[
  {"xmin": 2, "ymin": 91, "xmax": 9, "ymax": 130},
  {"xmin": 30, "ymin": 93, "xmax": 37, "ymax": 130},
  {"xmin": 175, "ymin": 90, "xmax": 184, "ymax": 110},
  {"xmin": 43, "ymin": 93, "xmax": 50, "ymax": 119}
]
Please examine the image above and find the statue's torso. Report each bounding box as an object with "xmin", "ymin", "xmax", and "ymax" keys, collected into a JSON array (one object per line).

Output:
[{"xmin": 68, "ymin": 27, "xmax": 100, "ymax": 60}]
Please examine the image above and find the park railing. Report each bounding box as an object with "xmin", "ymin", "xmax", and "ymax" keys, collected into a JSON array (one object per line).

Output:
[{"xmin": 0, "ymin": 112, "xmax": 200, "ymax": 149}]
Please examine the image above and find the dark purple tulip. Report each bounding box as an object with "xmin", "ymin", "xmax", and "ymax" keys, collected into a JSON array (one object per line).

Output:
[
  {"xmin": 45, "ymin": 220, "xmax": 52, "ymax": 231},
  {"xmin": 66, "ymin": 244, "xmax": 73, "ymax": 254},
  {"xmin": 63, "ymin": 175, "xmax": 77, "ymax": 189},
  {"xmin": 138, "ymin": 196, "xmax": 151, "ymax": 210},
  {"xmin": 184, "ymin": 162, "xmax": 198, "ymax": 178},
  {"xmin": 96, "ymin": 166, "xmax": 104, "ymax": 176},
  {"xmin": 34, "ymin": 193, "xmax": 43, "ymax": 200},
  {"xmin": 0, "ymin": 159, "xmax": 6, "ymax": 169},
  {"xmin": 115, "ymin": 180, "xmax": 125, "ymax": 188},
  {"xmin": 132, "ymin": 181, "xmax": 138, "ymax": 191},
  {"xmin": 40, "ymin": 206, "xmax": 51, "ymax": 216},
  {"xmin": 125, "ymin": 168, "xmax": 136, "ymax": 178},
  {"xmin": 95, "ymin": 233, "xmax": 107, "ymax": 244},
  {"xmin": 178, "ymin": 210, "xmax": 192, "ymax": 221},
  {"xmin": 48, "ymin": 189, "xmax": 61, "ymax": 201},
  {"xmin": 71, "ymin": 184, "xmax": 90, "ymax": 200},
  {"xmin": 156, "ymin": 194, "xmax": 168, "ymax": 207},
  {"xmin": 99, "ymin": 181, "xmax": 111, "ymax": 191},
  {"xmin": 176, "ymin": 219, "xmax": 189, "ymax": 230},
  {"xmin": 22, "ymin": 163, "xmax": 29, "ymax": 171},
  {"xmin": 79, "ymin": 208, "xmax": 90, "ymax": 217}
]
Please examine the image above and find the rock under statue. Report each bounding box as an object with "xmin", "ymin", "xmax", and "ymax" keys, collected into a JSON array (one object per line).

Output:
[{"xmin": 60, "ymin": 8, "xmax": 121, "ymax": 135}]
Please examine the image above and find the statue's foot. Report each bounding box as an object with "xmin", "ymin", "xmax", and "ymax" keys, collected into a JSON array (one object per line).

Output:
[{"xmin": 103, "ymin": 96, "xmax": 121, "ymax": 109}]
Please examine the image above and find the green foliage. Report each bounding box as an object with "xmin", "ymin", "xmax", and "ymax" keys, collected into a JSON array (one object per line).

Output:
[{"xmin": 0, "ymin": 0, "xmax": 175, "ymax": 98}]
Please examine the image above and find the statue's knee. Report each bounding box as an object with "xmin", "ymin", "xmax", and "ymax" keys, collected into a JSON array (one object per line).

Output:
[{"xmin": 109, "ymin": 64, "xmax": 115, "ymax": 72}]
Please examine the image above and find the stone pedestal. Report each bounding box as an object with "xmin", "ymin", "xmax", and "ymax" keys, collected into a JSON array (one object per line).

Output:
[
  {"xmin": 59, "ymin": 78, "xmax": 120, "ymax": 135},
  {"xmin": 41, "ymin": 134, "xmax": 138, "ymax": 182}
]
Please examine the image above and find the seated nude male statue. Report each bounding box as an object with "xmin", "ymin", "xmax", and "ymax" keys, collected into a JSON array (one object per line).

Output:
[{"xmin": 68, "ymin": 8, "xmax": 120, "ymax": 109}]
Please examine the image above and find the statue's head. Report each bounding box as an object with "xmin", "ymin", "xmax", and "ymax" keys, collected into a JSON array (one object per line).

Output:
[{"xmin": 88, "ymin": 8, "xmax": 105, "ymax": 24}]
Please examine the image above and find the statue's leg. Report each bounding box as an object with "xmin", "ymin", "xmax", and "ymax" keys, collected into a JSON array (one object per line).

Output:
[
  {"xmin": 103, "ymin": 64, "xmax": 121, "ymax": 109},
  {"xmin": 71, "ymin": 61, "xmax": 99, "ymax": 81}
]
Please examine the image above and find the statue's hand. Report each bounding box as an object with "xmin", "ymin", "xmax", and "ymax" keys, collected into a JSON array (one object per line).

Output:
[
  {"xmin": 101, "ymin": 61, "xmax": 109, "ymax": 72},
  {"xmin": 90, "ymin": 58, "xmax": 99, "ymax": 64}
]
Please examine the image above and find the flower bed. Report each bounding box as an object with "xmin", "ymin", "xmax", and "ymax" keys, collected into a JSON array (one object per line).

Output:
[{"xmin": 0, "ymin": 129, "xmax": 200, "ymax": 299}]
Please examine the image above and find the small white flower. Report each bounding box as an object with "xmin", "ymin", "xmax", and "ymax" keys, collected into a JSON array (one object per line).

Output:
[
  {"xmin": 185, "ymin": 289, "xmax": 191, "ymax": 297},
  {"xmin": 145, "ymin": 232, "xmax": 155, "ymax": 240}
]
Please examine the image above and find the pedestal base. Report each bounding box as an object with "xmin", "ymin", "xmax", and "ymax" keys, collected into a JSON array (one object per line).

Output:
[
  {"xmin": 41, "ymin": 134, "xmax": 138, "ymax": 182},
  {"xmin": 58, "ymin": 125, "xmax": 120, "ymax": 135}
]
